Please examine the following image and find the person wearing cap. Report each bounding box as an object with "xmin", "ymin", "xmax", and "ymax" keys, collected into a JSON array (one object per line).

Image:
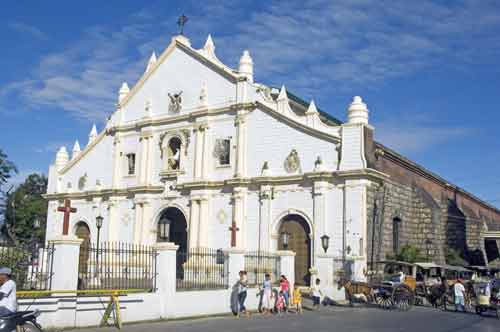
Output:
[
  {"xmin": 453, "ymin": 278, "xmax": 466, "ymax": 313},
  {"xmin": 0, "ymin": 267, "xmax": 17, "ymax": 316}
]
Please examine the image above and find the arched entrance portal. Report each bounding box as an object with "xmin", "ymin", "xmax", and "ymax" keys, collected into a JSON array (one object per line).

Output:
[
  {"xmin": 157, "ymin": 207, "xmax": 188, "ymax": 277},
  {"xmin": 278, "ymin": 214, "xmax": 311, "ymax": 286},
  {"xmin": 75, "ymin": 221, "xmax": 90, "ymax": 289}
]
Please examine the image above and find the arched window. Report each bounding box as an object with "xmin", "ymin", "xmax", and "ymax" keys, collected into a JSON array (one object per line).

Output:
[{"xmin": 393, "ymin": 217, "xmax": 401, "ymax": 254}]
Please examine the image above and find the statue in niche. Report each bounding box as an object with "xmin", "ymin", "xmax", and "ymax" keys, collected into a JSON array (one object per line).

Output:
[
  {"xmin": 167, "ymin": 137, "xmax": 181, "ymax": 170},
  {"xmin": 168, "ymin": 91, "xmax": 183, "ymax": 113},
  {"xmin": 213, "ymin": 139, "xmax": 230, "ymax": 166},
  {"xmin": 284, "ymin": 149, "xmax": 301, "ymax": 173},
  {"xmin": 78, "ymin": 173, "xmax": 88, "ymax": 190}
]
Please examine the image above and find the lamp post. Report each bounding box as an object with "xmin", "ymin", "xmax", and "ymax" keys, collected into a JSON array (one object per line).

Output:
[
  {"xmin": 280, "ymin": 231, "xmax": 290, "ymax": 250},
  {"xmin": 95, "ymin": 215, "xmax": 103, "ymax": 277},
  {"xmin": 320, "ymin": 234, "xmax": 330, "ymax": 253},
  {"xmin": 158, "ymin": 217, "xmax": 170, "ymax": 242}
]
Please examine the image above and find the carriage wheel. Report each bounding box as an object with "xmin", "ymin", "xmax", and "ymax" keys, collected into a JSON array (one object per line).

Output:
[
  {"xmin": 374, "ymin": 292, "xmax": 393, "ymax": 310},
  {"xmin": 392, "ymin": 285, "xmax": 414, "ymax": 311}
]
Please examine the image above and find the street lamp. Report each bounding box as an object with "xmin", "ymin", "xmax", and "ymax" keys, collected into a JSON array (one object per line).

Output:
[
  {"xmin": 158, "ymin": 217, "xmax": 170, "ymax": 242},
  {"xmin": 320, "ymin": 234, "xmax": 330, "ymax": 253},
  {"xmin": 280, "ymin": 231, "xmax": 290, "ymax": 250},
  {"xmin": 95, "ymin": 216, "xmax": 103, "ymax": 277}
]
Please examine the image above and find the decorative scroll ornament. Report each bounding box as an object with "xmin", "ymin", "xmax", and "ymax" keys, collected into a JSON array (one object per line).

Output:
[
  {"xmin": 284, "ymin": 149, "xmax": 301, "ymax": 173},
  {"xmin": 168, "ymin": 91, "xmax": 183, "ymax": 113},
  {"xmin": 78, "ymin": 173, "xmax": 88, "ymax": 190}
]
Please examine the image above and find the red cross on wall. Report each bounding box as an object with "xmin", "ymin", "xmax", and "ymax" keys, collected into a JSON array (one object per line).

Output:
[
  {"xmin": 57, "ymin": 199, "xmax": 77, "ymax": 235},
  {"xmin": 228, "ymin": 220, "xmax": 240, "ymax": 247}
]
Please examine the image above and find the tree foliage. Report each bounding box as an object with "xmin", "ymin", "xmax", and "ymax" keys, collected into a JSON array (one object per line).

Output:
[
  {"xmin": 445, "ymin": 247, "xmax": 468, "ymax": 266},
  {"xmin": 2, "ymin": 174, "xmax": 48, "ymax": 245},
  {"xmin": 387, "ymin": 244, "xmax": 427, "ymax": 263},
  {"xmin": 0, "ymin": 149, "xmax": 17, "ymax": 189}
]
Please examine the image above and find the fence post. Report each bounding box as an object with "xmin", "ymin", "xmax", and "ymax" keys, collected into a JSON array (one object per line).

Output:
[
  {"xmin": 49, "ymin": 236, "xmax": 83, "ymax": 291},
  {"xmin": 154, "ymin": 242, "xmax": 178, "ymax": 319},
  {"xmin": 225, "ymin": 248, "xmax": 245, "ymax": 287},
  {"xmin": 276, "ymin": 250, "xmax": 295, "ymax": 287}
]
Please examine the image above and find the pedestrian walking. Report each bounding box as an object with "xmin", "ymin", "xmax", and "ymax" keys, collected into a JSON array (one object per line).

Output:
[
  {"xmin": 276, "ymin": 291, "xmax": 285, "ymax": 316},
  {"xmin": 260, "ymin": 273, "xmax": 273, "ymax": 315},
  {"xmin": 454, "ymin": 279, "xmax": 466, "ymax": 312},
  {"xmin": 292, "ymin": 287, "xmax": 303, "ymax": 314},
  {"xmin": 311, "ymin": 278, "xmax": 323, "ymax": 310},
  {"xmin": 237, "ymin": 270, "xmax": 250, "ymax": 317},
  {"xmin": 279, "ymin": 275, "xmax": 290, "ymax": 311}
]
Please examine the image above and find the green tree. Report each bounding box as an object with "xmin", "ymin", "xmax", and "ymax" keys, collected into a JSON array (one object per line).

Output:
[
  {"xmin": 0, "ymin": 149, "xmax": 17, "ymax": 232},
  {"xmin": 445, "ymin": 247, "xmax": 468, "ymax": 266},
  {"xmin": 388, "ymin": 244, "xmax": 427, "ymax": 263},
  {"xmin": 2, "ymin": 174, "xmax": 47, "ymax": 245}
]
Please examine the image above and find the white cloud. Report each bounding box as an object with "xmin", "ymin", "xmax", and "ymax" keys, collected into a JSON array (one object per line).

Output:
[
  {"xmin": 1, "ymin": 1, "xmax": 500, "ymax": 125},
  {"xmin": 374, "ymin": 121, "xmax": 471, "ymax": 154},
  {"xmin": 8, "ymin": 21, "xmax": 48, "ymax": 40}
]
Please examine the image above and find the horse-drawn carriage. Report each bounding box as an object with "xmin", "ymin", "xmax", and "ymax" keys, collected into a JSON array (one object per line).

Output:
[{"xmin": 341, "ymin": 261, "xmax": 417, "ymax": 311}]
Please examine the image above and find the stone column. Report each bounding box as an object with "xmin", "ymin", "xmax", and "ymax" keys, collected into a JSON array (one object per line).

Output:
[
  {"xmin": 225, "ymin": 248, "xmax": 245, "ymax": 287},
  {"xmin": 232, "ymin": 187, "xmax": 247, "ymax": 249},
  {"xmin": 189, "ymin": 198, "xmax": 200, "ymax": 248},
  {"xmin": 49, "ymin": 236, "xmax": 83, "ymax": 291},
  {"xmin": 154, "ymin": 242, "xmax": 179, "ymax": 318},
  {"xmin": 277, "ymin": 250, "xmax": 296, "ymax": 287},
  {"xmin": 234, "ymin": 113, "xmax": 247, "ymax": 178},
  {"xmin": 146, "ymin": 132, "xmax": 155, "ymax": 186}
]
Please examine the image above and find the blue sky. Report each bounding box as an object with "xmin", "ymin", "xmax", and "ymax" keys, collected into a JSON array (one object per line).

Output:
[{"xmin": 1, "ymin": 0, "xmax": 499, "ymax": 207}]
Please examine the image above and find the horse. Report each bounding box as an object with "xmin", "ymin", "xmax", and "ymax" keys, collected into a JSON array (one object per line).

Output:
[{"xmin": 338, "ymin": 278, "xmax": 374, "ymax": 305}]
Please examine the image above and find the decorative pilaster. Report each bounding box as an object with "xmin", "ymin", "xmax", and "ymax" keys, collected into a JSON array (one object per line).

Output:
[
  {"xmin": 200, "ymin": 125, "xmax": 211, "ymax": 179},
  {"xmin": 189, "ymin": 197, "xmax": 200, "ymax": 248},
  {"xmin": 232, "ymin": 187, "xmax": 247, "ymax": 249},
  {"xmin": 107, "ymin": 197, "xmax": 120, "ymax": 242},
  {"xmin": 259, "ymin": 185, "xmax": 273, "ymax": 251},
  {"xmin": 313, "ymin": 180, "xmax": 329, "ymax": 256},
  {"xmin": 198, "ymin": 195, "xmax": 210, "ymax": 247},
  {"xmin": 193, "ymin": 125, "xmax": 207, "ymax": 179},
  {"xmin": 139, "ymin": 131, "xmax": 153, "ymax": 185},
  {"xmin": 234, "ymin": 113, "xmax": 247, "ymax": 178},
  {"xmin": 111, "ymin": 134, "xmax": 121, "ymax": 189}
]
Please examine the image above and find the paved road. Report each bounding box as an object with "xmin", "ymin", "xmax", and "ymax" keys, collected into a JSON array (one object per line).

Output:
[{"xmin": 71, "ymin": 306, "xmax": 499, "ymax": 332}]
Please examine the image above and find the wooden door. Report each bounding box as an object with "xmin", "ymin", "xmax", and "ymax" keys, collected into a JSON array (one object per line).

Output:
[
  {"xmin": 75, "ymin": 222, "xmax": 91, "ymax": 289},
  {"xmin": 278, "ymin": 217, "xmax": 311, "ymax": 285}
]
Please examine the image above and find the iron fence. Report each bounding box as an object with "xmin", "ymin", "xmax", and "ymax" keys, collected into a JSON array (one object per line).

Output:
[
  {"xmin": 78, "ymin": 242, "xmax": 157, "ymax": 291},
  {"xmin": 0, "ymin": 242, "xmax": 54, "ymax": 290},
  {"xmin": 244, "ymin": 251, "xmax": 280, "ymax": 286},
  {"xmin": 176, "ymin": 248, "xmax": 229, "ymax": 291}
]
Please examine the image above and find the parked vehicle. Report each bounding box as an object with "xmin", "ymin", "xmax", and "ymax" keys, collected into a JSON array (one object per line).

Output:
[
  {"xmin": 0, "ymin": 310, "xmax": 43, "ymax": 332},
  {"xmin": 473, "ymin": 281, "xmax": 500, "ymax": 319}
]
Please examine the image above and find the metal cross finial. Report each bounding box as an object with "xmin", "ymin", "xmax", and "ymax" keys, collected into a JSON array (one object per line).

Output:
[{"xmin": 177, "ymin": 14, "xmax": 188, "ymax": 35}]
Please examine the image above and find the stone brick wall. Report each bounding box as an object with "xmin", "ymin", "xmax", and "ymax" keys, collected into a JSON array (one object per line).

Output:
[
  {"xmin": 366, "ymin": 180, "xmax": 445, "ymax": 266},
  {"xmin": 364, "ymin": 140, "xmax": 500, "ymax": 266}
]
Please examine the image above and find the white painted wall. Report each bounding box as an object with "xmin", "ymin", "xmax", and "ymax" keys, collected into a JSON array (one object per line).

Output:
[
  {"xmin": 246, "ymin": 109, "xmax": 338, "ymax": 177},
  {"xmin": 122, "ymin": 47, "xmax": 236, "ymax": 123}
]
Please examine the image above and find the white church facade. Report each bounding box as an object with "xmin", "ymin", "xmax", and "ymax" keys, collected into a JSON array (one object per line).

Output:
[{"xmin": 45, "ymin": 34, "xmax": 386, "ymax": 286}]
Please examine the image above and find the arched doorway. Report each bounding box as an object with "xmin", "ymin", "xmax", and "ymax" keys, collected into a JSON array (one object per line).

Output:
[
  {"xmin": 157, "ymin": 207, "xmax": 188, "ymax": 277},
  {"xmin": 278, "ymin": 214, "xmax": 311, "ymax": 286},
  {"xmin": 75, "ymin": 221, "xmax": 90, "ymax": 289}
]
